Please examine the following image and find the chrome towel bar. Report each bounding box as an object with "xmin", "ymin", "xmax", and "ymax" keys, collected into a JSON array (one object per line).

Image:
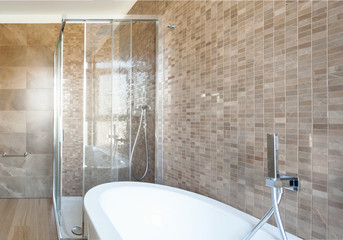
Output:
[{"xmin": 2, "ymin": 152, "xmax": 28, "ymax": 157}]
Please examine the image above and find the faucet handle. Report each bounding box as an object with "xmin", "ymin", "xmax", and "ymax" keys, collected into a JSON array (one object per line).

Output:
[
  {"xmin": 266, "ymin": 174, "xmax": 300, "ymax": 191},
  {"xmin": 266, "ymin": 134, "xmax": 300, "ymax": 192}
]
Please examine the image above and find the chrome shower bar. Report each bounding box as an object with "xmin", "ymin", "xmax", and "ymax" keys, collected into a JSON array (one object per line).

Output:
[
  {"xmin": 58, "ymin": 15, "xmax": 159, "ymax": 36},
  {"xmin": 2, "ymin": 152, "xmax": 28, "ymax": 157}
]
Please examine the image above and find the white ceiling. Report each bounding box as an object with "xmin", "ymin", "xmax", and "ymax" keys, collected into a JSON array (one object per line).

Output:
[{"xmin": 0, "ymin": 0, "xmax": 136, "ymax": 22}]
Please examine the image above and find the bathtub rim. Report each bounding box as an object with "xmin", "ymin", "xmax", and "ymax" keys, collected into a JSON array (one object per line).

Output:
[{"xmin": 84, "ymin": 181, "xmax": 300, "ymax": 240}]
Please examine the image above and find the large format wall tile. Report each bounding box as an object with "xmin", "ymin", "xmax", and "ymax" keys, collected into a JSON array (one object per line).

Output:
[
  {"xmin": 26, "ymin": 67, "xmax": 53, "ymax": 89},
  {"xmin": 0, "ymin": 158, "xmax": 26, "ymax": 177},
  {"xmin": 0, "ymin": 67, "xmax": 26, "ymax": 89},
  {"xmin": 0, "ymin": 112, "xmax": 26, "ymax": 133},
  {"xmin": 26, "ymin": 132, "xmax": 53, "ymax": 154},
  {"xmin": 0, "ymin": 46, "xmax": 26, "ymax": 67},
  {"xmin": 0, "ymin": 133, "xmax": 26, "ymax": 154},
  {"xmin": 27, "ymin": 24, "xmax": 59, "ymax": 50},
  {"xmin": 25, "ymin": 89, "xmax": 53, "ymax": 111},
  {"xmin": 0, "ymin": 23, "xmax": 58, "ymax": 198},
  {"xmin": 0, "ymin": 177, "xmax": 25, "ymax": 198},
  {"xmin": 25, "ymin": 176, "xmax": 52, "ymax": 198},
  {"xmin": 26, "ymin": 46, "xmax": 54, "ymax": 67},
  {"xmin": 26, "ymin": 111, "xmax": 53, "ymax": 133},
  {"xmin": 0, "ymin": 90, "xmax": 26, "ymax": 111},
  {"xmin": 0, "ymin": 24, "xmax": 27, "ymax": 46},
  {"xmin": 26, "ymin": 154, "xmax": 53, "ymax": 177}
]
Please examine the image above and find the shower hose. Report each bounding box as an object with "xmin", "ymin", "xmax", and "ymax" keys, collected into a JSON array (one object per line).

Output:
[{"xmin": 130, "ymin": 107, "xmax": 149, "ymax": 181}]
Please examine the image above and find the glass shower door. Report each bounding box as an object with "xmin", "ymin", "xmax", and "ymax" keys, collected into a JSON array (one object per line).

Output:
[
  {"xmin": 84, "ymin": 21, "xmax": 132, "ymax": 194},
  {"xmin": 111, "ymin": 21, "xmax": 132, "ymax": 181},
  {"xmin": 83, "ymin": 19, "xmax": 159, "ymax": 193},
  {"xmin": 53, "ymin": 18, "xmax": 160, "ymax": 240}
]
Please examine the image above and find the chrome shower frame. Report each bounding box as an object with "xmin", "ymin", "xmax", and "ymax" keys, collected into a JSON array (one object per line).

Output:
[{"xmin": 53, "ymin": 15, "xmax": 164, "ymax": 240}]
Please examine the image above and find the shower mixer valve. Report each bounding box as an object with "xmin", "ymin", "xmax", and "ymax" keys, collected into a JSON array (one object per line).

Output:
[
  {"xmin": 265, "ymin": 134, "xmax": 300, "ymax": 191},
  {"xmin": 265, "ymin": 174, "xmax": 299, "ymax": 191},
  {"xmin": 244, "ymin": 134, "xmax": 300, "ymax": 240},
  {"xmin": 135, "ymin": 105, "xmax": 152, "ymax": 111}
]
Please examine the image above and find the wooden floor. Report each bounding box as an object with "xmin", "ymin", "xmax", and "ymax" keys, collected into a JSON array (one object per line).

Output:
[{"xmin": 0, "ymin": 199, "xmax": 58, "ymax": 240}]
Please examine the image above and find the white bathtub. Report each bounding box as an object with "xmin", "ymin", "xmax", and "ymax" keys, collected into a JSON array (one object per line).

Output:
[{"xmin": 84, "ymin": 182, "xmax": 301, "ymax": 240}]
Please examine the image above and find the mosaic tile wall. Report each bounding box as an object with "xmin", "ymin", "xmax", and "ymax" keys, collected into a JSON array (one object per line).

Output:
[
  {"xmin": 62, "ymin": 24, "xmax": 84, "ymax": 196},
  {"xmin": 131, "ymin": 21, "xmax": 157, "ymax": 183},
  {"xmin": 129, "ymin": 1, "xmax": 343, "ymax": 239},
  {"xmin": 0, "ymin": 24, "xmax": 59, "ymax": 198}
]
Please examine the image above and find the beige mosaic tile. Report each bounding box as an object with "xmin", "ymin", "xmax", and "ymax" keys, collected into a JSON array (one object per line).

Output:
[{"xmin": 129, "ymin": 1, "xmax": 343, "ymax": 239}]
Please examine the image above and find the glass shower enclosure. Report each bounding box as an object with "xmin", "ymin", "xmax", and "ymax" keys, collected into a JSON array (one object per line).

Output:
[{"xmin": 53, "ymin": 17, "xmax": 163, "ymax": 239}]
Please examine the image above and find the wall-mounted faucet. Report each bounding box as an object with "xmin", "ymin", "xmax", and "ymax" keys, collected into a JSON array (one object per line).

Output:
[
  {"xmin": 244, "ymin": 134, "xmax": 300, "ymax": 240},
  {"xmin": 265, "ymin": 134, "xmax": 299, "ymax": 191}
]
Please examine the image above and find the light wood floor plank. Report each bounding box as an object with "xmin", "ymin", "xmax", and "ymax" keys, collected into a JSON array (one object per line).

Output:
[
  {"xmin": 0, "ymin": 199, "xmax": 18, "ymax": 240},
  {"xmin": 0, "ymin": 199, "xmax": 58, "ymax": 240}
]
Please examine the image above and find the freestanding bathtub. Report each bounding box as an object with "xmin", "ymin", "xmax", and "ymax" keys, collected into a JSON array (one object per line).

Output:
[{"xmin": 84, "ymin": 182, "xmax": 301, "ymax": 240}]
